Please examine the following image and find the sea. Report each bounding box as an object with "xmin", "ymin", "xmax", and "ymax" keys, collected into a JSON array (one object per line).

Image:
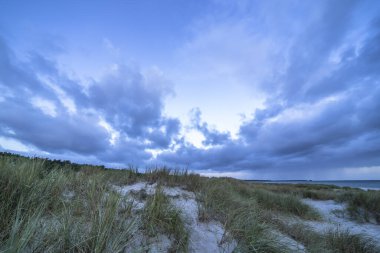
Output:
[{"xmin": 250, "ymin": 180, "xmax": 380, "ymax": 191}]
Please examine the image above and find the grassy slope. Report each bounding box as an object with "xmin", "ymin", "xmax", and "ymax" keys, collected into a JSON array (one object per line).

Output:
[
  {"xmin": 253, "ymin": 182, "xmax": 380, "ymax": 223},
  {"xmin": 0, "ymin": 152, "xmax": 379, "ymax": 253}
]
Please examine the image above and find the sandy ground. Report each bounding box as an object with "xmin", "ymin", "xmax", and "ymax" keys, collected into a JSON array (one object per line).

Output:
[
  {"xmin": 113, "ymin": 183, "xmax": 380, "ymax": 252},
  {"xmin": 272, "ymin": 230, "xmax": 307, "ymax": 253},
  {"xmin": 114, "ymin": 182, "xmax": 236, "ymax": 253},
  {"xmin": 303, "ymin": 199, "xmax": 380, "ymax": 244}
]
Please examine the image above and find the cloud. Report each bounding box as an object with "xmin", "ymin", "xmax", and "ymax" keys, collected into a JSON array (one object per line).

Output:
[
  {"xmin": 157, "ymin": 1, "xmax": 380, "ymax": 178},
  {"xmin": 1, "ymin": 0, "xmax": 380, "ymax": 179},
  {"xmin": 0, "ymin": 36, "xmax": 179, "ymax": 165},
  {"xmin": 189, "ymin": 108, "xmax": 231, "ymax": 146}
]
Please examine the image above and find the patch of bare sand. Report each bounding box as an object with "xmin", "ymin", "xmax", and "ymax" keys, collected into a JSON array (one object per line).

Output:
[
  {"xmin": 303, "ymin": 199, "xmax": 380, "ymax": 244},
  {"xmin": 114, "ymin": 182, "xmax": 237, "ymax": 253},
  {"xmin": 272, "ymin": 230, "xmax": 306, "ymax": 253}
]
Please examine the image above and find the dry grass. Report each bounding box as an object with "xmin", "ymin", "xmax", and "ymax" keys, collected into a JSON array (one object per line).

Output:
[
  {"xmin": 1, "ymin": 152, "xmax": 379, "ymax": 253},
  {"xmin": 251, "ymin": 182, "xmax": 380, "ymax": 224},
  {"xmin": 338, "ymin": 191, "xmax": 380, "ymax": 223},
  {"xmin": 0, "ymin": 153, "xmax": 135, "ymax": 252},
  {"xmin": 274, "ymin": 221, "xmax": 379, "ymax": 253},
  {"xmin": 141, "ymin": 186, "xmax": 189, "ymax": 252}
]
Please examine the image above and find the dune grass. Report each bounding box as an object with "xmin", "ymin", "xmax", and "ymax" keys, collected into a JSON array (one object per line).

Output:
[
  {"xmin": 142, "ymin": 186, "xmax": 189, "ymax": 252},
  {"xmin": 252, "ymin": 182, "xmax": 380, "ymax": 224},
  {"xmin": 0, "ymin": 153, "xmax": 135, "ymax": 252},
  {"xmin": 1, "ymin": 152, "xmax": 379, "ymax": 252},
  {"xmin": 324, "ymin": 228, "xmax": 379, "ymax": 253},
  {"xmin": 144, "ymin": 167, "xmax": 204, "ymax": 192},
  {"xmin": 196, "ymin": 178, "xmax": 286, "ymax": 252},
  {"xmin": 338, "ymin": 190, "xmax": 380, "ymax": 223},
  {"xmin": 275, "ymin": 221, "xmax": 379, "ymax": 253},
  {"xmin": 252, "ymin": 182, "xmax": 341, "ymax": 200},
  {"xmin": 253, "ymin": 188, "xmax": 320, "ymax": 220}
]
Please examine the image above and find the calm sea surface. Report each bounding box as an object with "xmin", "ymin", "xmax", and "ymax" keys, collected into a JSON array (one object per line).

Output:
[{"xmin": 251, "ymin": 180, "xmax": 380, "ymax": 190}]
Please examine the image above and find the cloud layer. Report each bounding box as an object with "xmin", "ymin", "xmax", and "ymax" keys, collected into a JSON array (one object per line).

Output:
[
  {"xmin": 0, "ymin": 37, "xmax": 180, "ymax": 166},
  {"xmin": 0, "ymin": 0, "xmax": 379, "ymax": 179},
  {"xmin": 157, "ymin": 1, "xmax": 380, "ymax": 178}
]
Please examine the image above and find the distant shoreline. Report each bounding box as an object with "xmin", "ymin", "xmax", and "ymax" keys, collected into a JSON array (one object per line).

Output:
[
  {"xmin": 245, "ymin": 180, "xmax": 380, "ymax": 182},
  {"xmin": 246, "ymin": 180, "xmax": 380, "ymax": 191}
]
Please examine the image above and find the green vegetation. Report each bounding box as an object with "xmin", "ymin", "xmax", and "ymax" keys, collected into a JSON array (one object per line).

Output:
[
  {"xmin": 339, "ymin": 191, "xmax": 380, "ymax": 223},
  {"xmin": 252, "ymin": 182, "xmax": 342, "ymax": 200},
  {"xmin": 253, "ymin": 182, "xmax": 380, "ymax": 224},
  {"xmin": 275, "ymin": 222, "xmax": 378, "ymax": 253},
  {"xmin": 144, "ymin": 167, "xmax": 204, "ymax": 192},
  {"xmin": 197, "ymin": 178, "xmax": 284, "ymax": 252},
  {"xmin": 0, "ymin": 152, "xmax": 379, "ymax": 253},
  {"xmin": 324, "ymin": 228, "xmax": 378, "ymax": 253},
  {"xmin": 0, "ymin": 153, "xmax": 134, "ymax": 252},
  {"xmin": 253, "ymin": 188, "xmax": 320, "ymax": 219},
  {"xmin": 142, "ymin": 187, "xmax": 189, "ymax": 252}
]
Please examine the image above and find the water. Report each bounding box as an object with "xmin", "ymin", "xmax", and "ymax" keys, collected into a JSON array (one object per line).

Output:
[{"xmin": 251, "ymin": 180, "xmax": 380, "ymax": 190}]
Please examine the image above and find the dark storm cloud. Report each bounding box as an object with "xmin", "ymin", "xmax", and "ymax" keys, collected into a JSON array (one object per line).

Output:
[
  {"xmin": 0, "ymin": 39, "xmax": 54, "ymax": 101},
  {"xmin": 1, "ymin": 0, "xmax": 380, "ymax": 178},
  {"xmin": 305, "ymin": 19, "xmax": 380, "ymax": 101},
  {"xmin": 96, "ymin": 137, "xmax": 151, "ymax": 165},
  {"xmin": 157, "ymin": 3, "xmax": 380, "ymax": 176},
  {"xmin": 0, "ymin": 36, "xmax": 179, "ymax": 164},
  {"xmin": 87, "ymin": 65, "xmax": 180, "ymax": 149},
  {"xmin": 0, "ymin": 99, "xmax": 109, "ymax": 154},
  {"xmin": 277, "ymin": 0, "xmax": 359, "ymax": 104},
  {"xmin": 147, "ymin": 118, "xmax": 181, "ymax": 149}
]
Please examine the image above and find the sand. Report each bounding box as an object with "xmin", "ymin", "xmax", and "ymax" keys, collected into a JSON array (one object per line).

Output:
[
  {"xmin": 303, "ymin": 199, "xmax": 380, "ymax": 244},
  {"xmin": 114, "ymin": 182, "xmax": 236, "ymax": 253},
  {"xmin": 113, "ymin": 183, "xmax": 380, "ymax": 252}
]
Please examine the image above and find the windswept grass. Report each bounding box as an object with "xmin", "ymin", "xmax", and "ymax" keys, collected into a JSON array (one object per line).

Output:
[
  {"xmin": 325, "ymin": 228, "xmax": 379, "ymax": 253},
  {"xmin": 275, "ymin": 222, "xmax": 379, "ymax": 253},
  {"xmin": 2, "ymin": 204, "xmax": 44, "ymax": 253},
  {"xmin": 142, "ymin": 186, "xmax": 189, "ymax": 252},
  {"xmin": 0, "ymin": 153, "xmax": 135, "ymax": 252},
  {"xmin": 253, "ymin": 189, "xmax": 320, "ymax": 220},
  {"xmin": 198, "ymin": 178, "xmax": 284, "ymax": 252},
  {"xmin": 252, "ymin": 183, "xmax": 341, "ymax": 200},
  {"xmin": 338, "ymin": 190, "xmax": 380, "ymax": 223},
  {"xmin": 144, "ymin": 167, "xmax": 203, "ymax": 192},
  {"xmin": 252, "ymin": 182, "xmax": 380, "ymax": 224},
  {"xmin": 1, "ymin": 152, "xmax": 379, "ymax": 252}
]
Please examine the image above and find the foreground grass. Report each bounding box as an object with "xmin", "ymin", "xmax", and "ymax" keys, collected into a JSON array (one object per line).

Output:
[
  {"xmin": 0, "ymin": 152, "xmax": 379, "ymax": 252},
  {"xmin": 0, "ymin": 153, "xmax": 134, "ymax": 252},
  {"xmin": 275, "ymin": 222, "xmax": 379, "ymax": 253}
]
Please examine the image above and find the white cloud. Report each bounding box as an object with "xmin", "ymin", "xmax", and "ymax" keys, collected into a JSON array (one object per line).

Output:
[
  {"xmin": 0, "ymin": 136, "xmax": 31, "ymax": 152},
  {"xmin": 98, "ymin": 118, "xmax": 120, "ymax": 145},
  {"xmin": 267, "ymin": 94, "xmax": 345, "ymax": 124},
  {"xmin": 37, "ymin": 75, "xmax": 78, "ymax": 115},
  {"xmin": 30, "ymin": 97, "xmax": 57, "ymax": 117},
  {"xmin": 185, "ymin": 129, "xmax": 205, "ymax": 148}
]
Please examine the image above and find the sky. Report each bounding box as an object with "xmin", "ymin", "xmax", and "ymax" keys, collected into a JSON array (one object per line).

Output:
[{"xmin": 0, "ymin": 0, "xmax": 380, "ymax": 179}]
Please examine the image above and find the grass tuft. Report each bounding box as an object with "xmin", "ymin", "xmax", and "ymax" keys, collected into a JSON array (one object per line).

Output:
[
  {"xmin": 253, "ymin": 189, "xmax": 320, "ymax": 220},
  {"xmin": 325, "ymin": 228, "xmax": 379, "ymax": 253},
  {"xmin": 142, "ymin": 186, "xmax": 189, "ymax": 252},
  {"xmin": 0, "ymin": 153, "xmax": 136, "ymax": 252}
]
